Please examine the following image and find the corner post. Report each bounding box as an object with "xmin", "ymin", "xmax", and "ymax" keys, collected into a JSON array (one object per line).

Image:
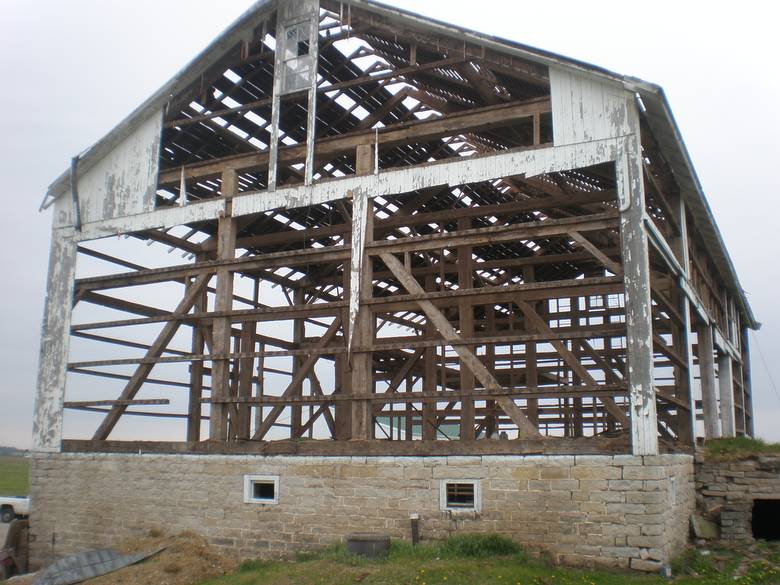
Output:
[
  {"xmin": 618, "ymin": 112, "xmax": 658, "ymax": 455},
  {"xmin": 33, "ymin": 228, "xmax": 77, "ymax": 451}
]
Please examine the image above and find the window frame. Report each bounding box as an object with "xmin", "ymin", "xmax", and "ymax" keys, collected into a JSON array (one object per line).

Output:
[
  {"xmin": 243, "ymin": 474, "xmax": 280, "ymax": 505},
  {"xmin": 440, "ymin": 479, "xmax": 482, "ymax": 512}
]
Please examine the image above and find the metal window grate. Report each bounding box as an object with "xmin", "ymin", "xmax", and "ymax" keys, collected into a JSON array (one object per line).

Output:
[{"xmin": 446, "ymin": 482, "xmax": 475, "ymax": 508}]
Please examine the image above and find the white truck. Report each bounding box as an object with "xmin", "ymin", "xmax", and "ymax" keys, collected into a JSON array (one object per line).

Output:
[{"xmin": 0, "ymin": 497, "xmax": 29, "ymax": 523}]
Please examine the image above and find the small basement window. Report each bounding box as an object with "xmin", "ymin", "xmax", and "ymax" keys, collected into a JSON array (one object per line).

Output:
[
  {"xmin": 752, "ymin": 499, "xmax": 780, "ymax": 540},
  {"xmin": 243, "ymin": 475, "xmax": 279, "ymax": 504},
  {"xmin": 440, "ymin": 480, "xmax": 481, "ymax": 512}
]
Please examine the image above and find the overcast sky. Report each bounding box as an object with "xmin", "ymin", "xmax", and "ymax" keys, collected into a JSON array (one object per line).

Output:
[{"xmin": 0, "ymin": 0, "xmax": 778, "ymax": 448}]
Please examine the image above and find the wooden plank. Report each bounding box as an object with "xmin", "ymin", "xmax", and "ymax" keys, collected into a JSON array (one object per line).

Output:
[
  {"xmin": 66, "ymin": 399, "xmax": 170, "ymax": 407},
  {"xmin": 91, "ymin": 273, "xmax": 211, "ymax": 440},
  {"xmin": 62, "ymin": 436, "xmax": 638, "ymax": 456},
  {"xmin": 207, "ymin": 384, "xmax": 628, "ymax": 405},
  {"xmin": 350, "ymin": 194, "xmax": 375, "ymax": 439},
  {"xmin": 209, "ymin": 169, "xmax": 239, "ymax": 441},
  {"xmin": 366, "ymin": 212, "xmax": 619, "ymax": 255},
  {"xmin": 515, "ymin": 299, "xmax": 630, "ymax": 428},
  {"xmin": 458, "ymin": 217, "xmax": 475, "ymax": 440},
  {"xmin": 569, "ymin": 231, "xmax": 623, "ymax": 276},
  {"xmin": 381, "ymin": 252, "xmax": 540, "ymax": 439},
  {"xmin": 252, "ymin": 317, "xmax": 343, "ymax": 440},
  {"xmin": 158, "ymin": 97, "xmax": 551, "ymax": 184}
]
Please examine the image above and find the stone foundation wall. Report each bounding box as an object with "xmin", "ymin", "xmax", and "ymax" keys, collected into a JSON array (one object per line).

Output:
[
  {"xmin": 29, "ymin": 452, "xmax": 694, "ymax": 572},
  {"xmin": 695, "ymin": 455, "xmax": 780, "ymax": 542}
]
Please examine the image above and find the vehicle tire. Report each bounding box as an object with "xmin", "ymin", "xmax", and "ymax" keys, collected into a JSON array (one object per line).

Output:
[{"xmin": 0, "ymin": 508, "xmax": 13, "ymax": 523}]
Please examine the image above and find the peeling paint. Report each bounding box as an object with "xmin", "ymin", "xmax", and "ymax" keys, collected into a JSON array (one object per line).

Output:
[
  {"xmin": 347, "ymin": 187, "xmax": 368, "ymax": 355},
  {"xmin": 55, "ymin": 111, "xmax": 163, "ymax": 229},
  {"xmin": 32, "ymin": 231, "xmax": 77, "ymax": 451},
  {"xmin": 550, "ymin": 67, "xmax": 633, "ymax": 147}
]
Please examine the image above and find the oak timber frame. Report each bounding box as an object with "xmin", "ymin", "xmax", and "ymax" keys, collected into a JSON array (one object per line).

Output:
[{"xmin": 33, "ymin": 0, "xmax": 756, "ymax": 458}]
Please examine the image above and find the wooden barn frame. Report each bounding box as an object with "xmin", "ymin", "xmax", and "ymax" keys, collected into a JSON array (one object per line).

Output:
[{"xmin": 33, "ymin": 0, "xmax": 757, "ymax": 459}]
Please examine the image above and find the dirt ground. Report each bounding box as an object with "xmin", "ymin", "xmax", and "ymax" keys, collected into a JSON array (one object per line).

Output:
[
  {"xmin": 7, "ymin": 532, "xmax": 238, "ymax": 585},
  {"xmin": 0, "ymin": 522, "xmax": 8, "ymax": 546}
]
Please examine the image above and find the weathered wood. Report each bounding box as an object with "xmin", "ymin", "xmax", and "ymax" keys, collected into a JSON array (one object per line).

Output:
[
  {"xmin": 62, "ymin": 436, "xmax": 639, "ymax": 457},
  {"xmin": 515, "ymin": 299, "xmax": 629, "ymax": 428},
  {"xmin": 253, "ymin": 317, "xmax": 343, "ymax": 440},
  {"xmin": 569, "ymin": 231, "xmax": 623, "ymax": 276},
  {"xmin": 458, "ymin": 217, "xmax": 475, "ymax": 440},
  {"xmin": 66, "ymin": 399, "xmax": 170, "ymax": 407},
  {"xmin": 92, "ymin": 273, "xmax": 211, "ymax": 440},
  {"xmin": 350, "ymin": 194, "xmax": 374, "ymax": 439},
  {"xmin": 209, "ymin": 169, "xmax": 239, "ymax": 441},
  {"xmin": 698, "ymin": 323, "xmax": 720, "ymax": 439},
  {"xmin": 381, "ymin": 252, "xmax": 540, "ymax": 439},
  {"xmin": 159, "ymin": 98, "xmax": 551, "ymax": 185}
]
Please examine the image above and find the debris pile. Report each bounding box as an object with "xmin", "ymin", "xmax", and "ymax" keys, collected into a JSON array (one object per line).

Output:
[{"xmin": 10, "ymin": 532, "xmax": 237, "ymax": 585}]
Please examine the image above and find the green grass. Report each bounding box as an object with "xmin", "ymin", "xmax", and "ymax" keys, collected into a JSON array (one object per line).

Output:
[
  {"xmin": 0, "ymin": 455, "xmax": 30, "ymax": 496},
  {"xmin": 705, "ymin": 437, "xmax": 780, "ymax": 461},
  {"xmin": 198, "ymin": 535, "xmax": 780, "ymax": 585}
]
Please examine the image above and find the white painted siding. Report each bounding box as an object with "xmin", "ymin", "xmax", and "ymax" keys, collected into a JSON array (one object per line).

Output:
[
  {"xmin": 550, "ymin": 67, "xmax": 634, "ymax": 146},
  {"xmin": 55, "ymin": 111, "xmax": 163, "ymax": 227}
]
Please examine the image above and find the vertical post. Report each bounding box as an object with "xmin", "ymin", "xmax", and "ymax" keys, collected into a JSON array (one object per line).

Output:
[
  {"xmin": 422, "ymin": 275, "xmax": 438, "ymax": 441},
  {"xmin": 458, "ymin": 217, "xmax": 475, "ymax": 440},
  {"xmin": 697, "ymin": 323, "xmax": 720, "ymax": 439},
  {"xmin": 187, "ymin": 272, "xmax": 207, "ymax": 442},
  {"xmin": 523, "ymin": 266, "xmax": 539, "ymax": 430},
  {"xmin": 672, "ymin": 194, "xmax": 697, "ymax": 444},
  {"xmin": 485, "ymin": 305, "xmax": 498, "ymax": 437},
  {"xmin": 350, "ymin": 191, "xmax": 374, "ymax": 439},
  {"xmin": 253, "ymin": 278, "xmax": 264, "ymax": 435},
  {"xmin": 718, "ymin": 352, "xmax": 736, "ymax": 437},
  {"xmin": 617, "ymin": 125, "xmax": 658, "ymax": 455},
  {"xmin": 255, "ymin": 340, "xmax": 265, "ymax": 433},
  {"xmin": 291, "ymin": 288, "xmax": 305, "ymax": 438},
  {"xmin": 209, "ymin": 169, "xmax": 238, "ymax": 441},
  {"xmin": 236, "ymin": 321, "xmax": 255, "ymax": 440},
  {"xmin": 740, "ymin": 328, "xmax": 755, "ymax": 436},
  {"xmin": 335, "ymin": 245, "xmax": 352, "ymax": 440},
  {"xmin": 304, "ymin": 7, "xmax": 319, "ymax": 186},
  {"xmin": 32, "ymin": 230, "xmax": 77, "ymax": 451}
]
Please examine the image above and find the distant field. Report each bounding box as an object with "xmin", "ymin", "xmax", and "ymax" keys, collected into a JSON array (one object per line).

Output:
[{"xmin": 0, "ymin": 456, "xmax": 29, "ymax": 496}]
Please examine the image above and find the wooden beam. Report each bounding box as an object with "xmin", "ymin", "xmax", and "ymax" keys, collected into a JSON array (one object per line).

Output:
[
  {"xmin": 380, "ymin": 252, "xmax": 540, "ymax": 439},
  {"xmin": 92, "ymin": 273, "xmax": 211, "ymax": 440},
  {"xmin": 253, "ymin": 317, "xmax": 343, "ymax": 440},
  {"xmin": 209, "ymin": 169, "xmax": 239, "ymax": 441},
  {"xmin": 569, "ymin": 231, "xmax": 623, "ymax": 276},
  {"xmin": 158, "ymin": 97, "xmax": 551, "ymax": 185},
  {"xmin": 515, "ymin": 299, "xmax": 629, "ymax": 428}
]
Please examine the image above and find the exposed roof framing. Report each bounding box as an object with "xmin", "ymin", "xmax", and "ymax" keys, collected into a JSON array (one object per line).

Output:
[{"xmin": 40, "ymin": 0, "xmax": 755, "ymax": 329}]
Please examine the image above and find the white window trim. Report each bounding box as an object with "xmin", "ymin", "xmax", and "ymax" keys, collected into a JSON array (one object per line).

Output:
[
  {"xmin": 243, "ymin": 474, "xmax": 280, "ymax": 505},
  {"xmin": 440, "ymin": 479, "xmax": 482, "ymax": 513}
]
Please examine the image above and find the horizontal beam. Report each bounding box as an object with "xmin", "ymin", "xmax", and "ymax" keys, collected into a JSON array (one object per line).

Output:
[
  {"xmin": 209, "ymin": 190, "xmax": 616, "ymax": 252},
  {"xmin": 64, "ymin": 399, "xmax": 170, "ymax": 407},
  {"xmin": 68, "ymin": 322, "xmax": 626, "ymax": 369},
  {"xmin": 72, "ymin": 137, "xmax": 622, "ymax": 241},
  {"xmin": 159, "ymin": 97, "xmax": 551, "ymax": 185},
  {"xmin": 366, "ymin": 212, "xmax": 619, "ymax": 255},
  {"xmin": 204, "ymin": 384, "xmax": 628, "ymax": 405},
  {"xmin": 61, "ymin": 437, "xmax": 636, "ymax": 456}
]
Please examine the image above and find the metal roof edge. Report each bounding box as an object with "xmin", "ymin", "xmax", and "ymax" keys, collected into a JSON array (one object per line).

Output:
[{"xmin": 632, "ymin": 83, "xmax": 758, "ymax": 330}]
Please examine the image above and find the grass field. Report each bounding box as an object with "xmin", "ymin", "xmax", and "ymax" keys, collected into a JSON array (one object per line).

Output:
[
  {"xmin": 0, "ymin": 455, "xmax": 30, "ymax": 496},
  {"xmin": 199, "ymin": 535, "xmax": 780, "ymax": 585}
]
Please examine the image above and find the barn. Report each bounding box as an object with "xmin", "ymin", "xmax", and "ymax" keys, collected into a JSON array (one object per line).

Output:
[{"xmin": 30, "ymin": 0, "xmax": 757, "ymax": 572}]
